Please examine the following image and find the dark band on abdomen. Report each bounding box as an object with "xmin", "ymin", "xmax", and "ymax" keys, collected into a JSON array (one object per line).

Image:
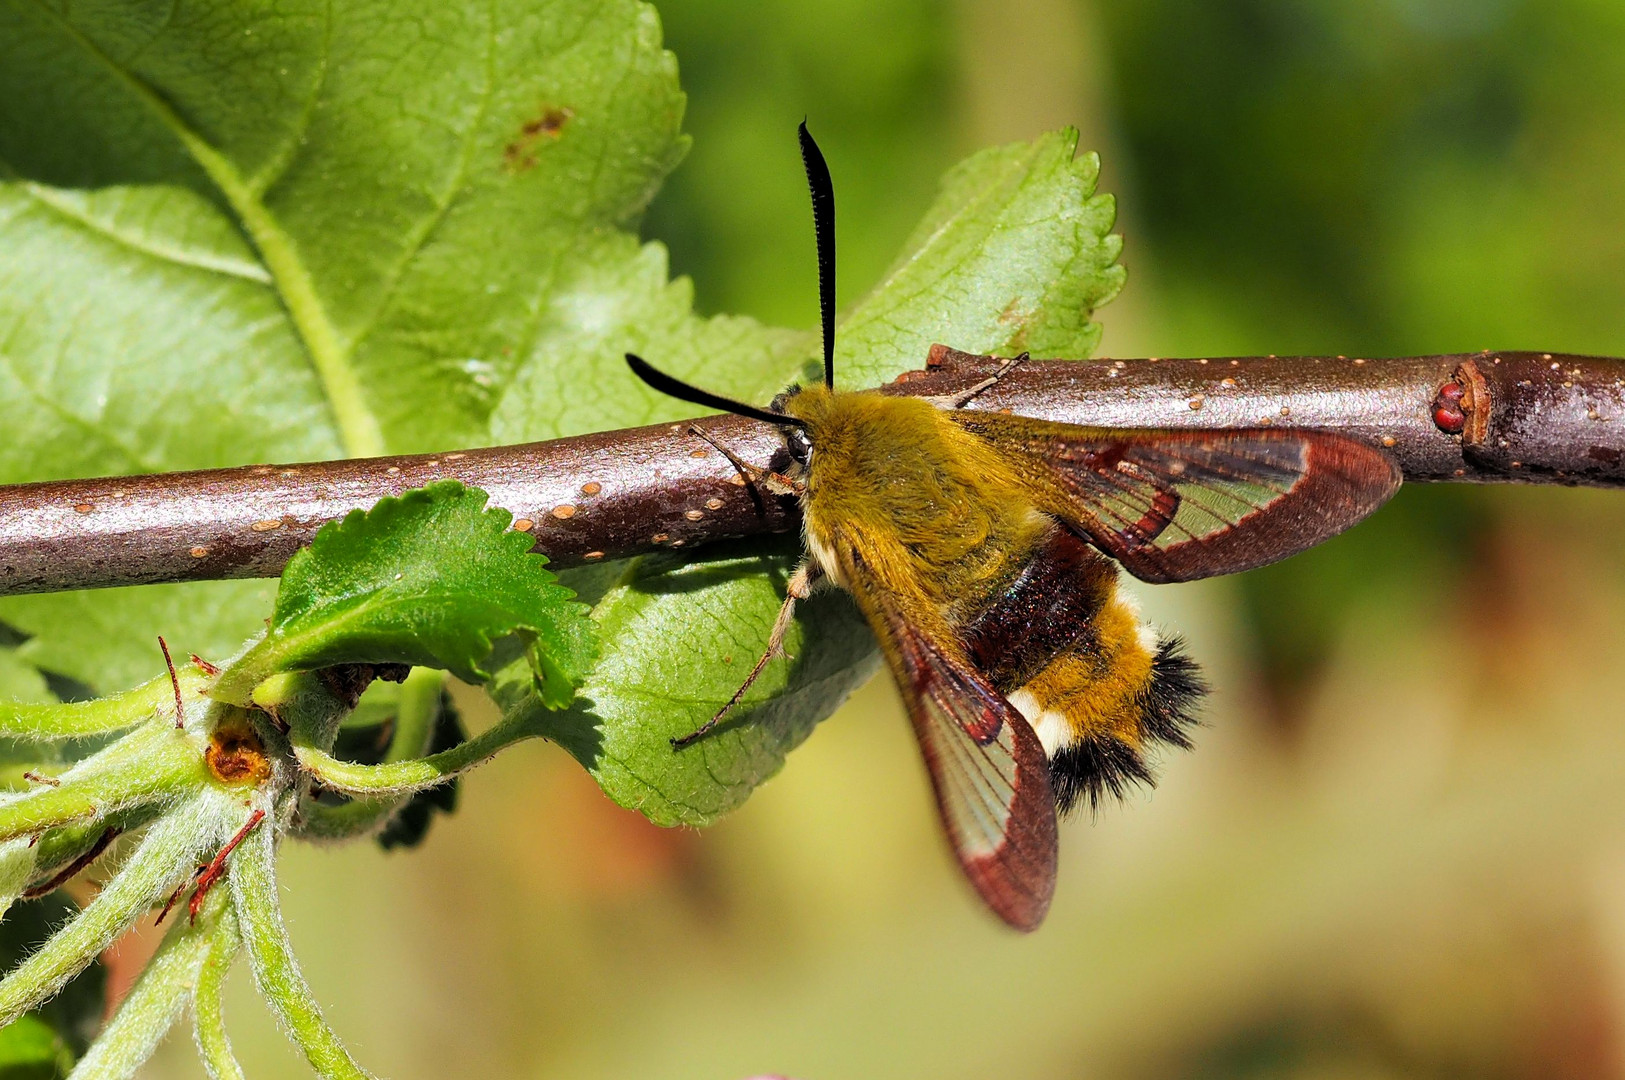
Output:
[{"xmin": 959, "ymin": 525, "xmax": 1116, "ymax": 693}]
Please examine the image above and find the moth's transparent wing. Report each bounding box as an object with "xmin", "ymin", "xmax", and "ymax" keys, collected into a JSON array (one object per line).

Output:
[
  {"xmin": 854, "ymin": 572, "xmax": 1058, "ymax": 931},
  {"xmin": 954, "ymin": 413, "xmax": 1401, "ymax": 584}
]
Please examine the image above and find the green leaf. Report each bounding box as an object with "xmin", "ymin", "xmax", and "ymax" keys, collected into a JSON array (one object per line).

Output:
[
  {"xmin": 0, "ymin": 652, "xmax": 50, "ymax": 708},
  {"xmin": 0, "ymin": 582, "xmax": 276, "ymax": 696},
  {"xmin": 839, "ymin": 128, "xmax": 1125, "ymax": 386},
  {"xmin": 0, "ymin": 0, "xmax": 692, "ymax": 458},
  {"xmin": 488, "ymin": 239, "xmax": 816, "ymax": 440},
  {"xmin": 0, "ymin": 1014, "xmax": 67, "ymax": 1078},
  {"xmin": 492, "ymin": 542, "xmax": 880, "ymax": 826},
  {"xmin": 214, "ymin": 482, "xmax": 597, "ymax": 705}
]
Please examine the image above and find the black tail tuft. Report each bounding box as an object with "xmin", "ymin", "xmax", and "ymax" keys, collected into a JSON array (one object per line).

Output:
[
  {"xmin": 1049, "ymin": 734, "xmax": 1155, "ymax": 816},
  {"xmin": 1138, "ymin": 635, "xmax": 1207, "ymax": 751},
  {"xmin": 1046, "ymin": 635, "xmax": 1209, "ymax": 817}
]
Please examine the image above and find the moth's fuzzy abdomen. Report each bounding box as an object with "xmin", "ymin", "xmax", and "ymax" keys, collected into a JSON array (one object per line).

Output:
[{"xmin": 1044, "ymin": 635, "xmax": 1207, "ymax": 816}]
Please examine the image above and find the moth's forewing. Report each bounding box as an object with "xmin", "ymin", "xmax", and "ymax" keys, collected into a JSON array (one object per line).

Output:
[
  {"xmin": 952, "ymin": 414, "xmax": 1402, "ymax": 584},
  {"xmin": 846, "ymin": 559, "xmax": 1058, "ymax": 932}
]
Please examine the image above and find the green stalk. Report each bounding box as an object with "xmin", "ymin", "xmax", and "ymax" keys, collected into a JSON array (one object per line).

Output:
[
  {"xmin": 0, "ymin": 832, "xmax": 38, "ymax": 919},
  {"xmin": 66, "ymin": 911, "xmax": 214, "ymax": 1079},
  {"xmin": 294, "ymin": 667, "xmax": 446, "ymax": 841},
  {"xmin": 27, "ymin": 805, "xmax": 165, "ymax": 890},
  {"xmin": 193, "ymin": 896, "xmax": 247, "ymax": 1080},
  {"xmin": 293, "ymin": 706, "xmax": 532, "ymax": 798},
  {"xmin": 0, "ymin": 792, "xmax": 237, "ymax": 1026},
  {"xmin": 385, "ymin": 668, "xmax": 445, "ymax": 764},
  {"xmin": 0, "ymin": 666, "xmax": 210, "ymax": 740},
  {"xmin": 230, "ymin": 810, "xmax": 376, "ymax": 1080},
  {"xmin": 0, "ymin": 719, "xmax": 208, "ymax": 844}
]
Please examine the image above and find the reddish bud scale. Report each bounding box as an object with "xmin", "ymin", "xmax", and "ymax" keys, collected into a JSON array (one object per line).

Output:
[{"xmin": 1432, "ymin": 381, "xmax": 1467, "ymax": 434}]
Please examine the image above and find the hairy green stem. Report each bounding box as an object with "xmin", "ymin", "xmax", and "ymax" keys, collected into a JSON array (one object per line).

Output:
[
  {"xmin": 0, "ymin": 832, "xmax": 38, "ymax": 918},
  {"xmin": 66, "ymin": 912, "xmax": 214, "ymax": 1079},
  {"xmin": 231, "ymin": 810, "xmax": 376, "ymax": 1080},
  {"xmin": 0, "ymin": 719, "xmax": 208, "ymax": 844},
  {"xmin": 295, "ymin": 668, "xmax": 446, "ymax": 840},
  {"xmin": 385, "ymin": 668, "xmax": 445, "ymax": 764},
  {"xmin": 294, "ymin": 706, "xmax": 532, "ymax": 798},
  {"xmin": 27, "ymin": 805, "xmax": 165, "ymax": 891},
  {"xmin": 193, "ymin": 898, "xmax": 247, "ymax": 1080},
  {"xmin": 0, "ymin": 792, "xmax": 237, "ymax": 1025},
  {"xmin": 0, "ymin": 667, "xmax": 209, "ymax": 741}
]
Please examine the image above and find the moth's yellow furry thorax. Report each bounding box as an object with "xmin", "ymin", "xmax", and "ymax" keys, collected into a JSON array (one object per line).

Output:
[{"xmin": 784, "ymin": 388, "xmax": 1043, "ymax": 610}]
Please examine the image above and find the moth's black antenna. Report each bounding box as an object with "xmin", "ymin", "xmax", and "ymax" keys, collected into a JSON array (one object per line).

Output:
[
  {"xmin": 626, "ymin": 354, "xmax": 809, "ymax": 430},
  {"xmin": 798, "ymin": 120, "xmax": 835, "ymax": 390}
]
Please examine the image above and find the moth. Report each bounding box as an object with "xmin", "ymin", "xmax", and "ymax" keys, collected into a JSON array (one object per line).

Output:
[{"xmin": 627, "ymin": 124, "xmax": 1401, "ymax": 930}]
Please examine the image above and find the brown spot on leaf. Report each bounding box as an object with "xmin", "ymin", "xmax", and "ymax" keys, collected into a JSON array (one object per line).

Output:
[{"xmin": 504, "ymin": 106, "xmax": 574, "ymax": 173}]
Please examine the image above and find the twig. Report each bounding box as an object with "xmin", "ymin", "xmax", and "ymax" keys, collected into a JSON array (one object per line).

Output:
[{"xmin": 1, "ymin": 348, "xmax": 1620, "ymax": 598}]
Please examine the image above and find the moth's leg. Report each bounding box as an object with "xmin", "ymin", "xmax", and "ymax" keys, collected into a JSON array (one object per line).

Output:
[
  {"xmin": 687, "ymin": 424, "xmax": 804, "ymax": 496},
  {"xmin": 950, "ymin": 351, "xmax": 1031, "ymax": 408},
  {"xmin": 671, "ymin": 560, "xmax": 824, "ymax": 749}
]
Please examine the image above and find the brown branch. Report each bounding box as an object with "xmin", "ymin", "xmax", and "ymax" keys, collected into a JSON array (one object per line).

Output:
[{"xmin": 1, "ymin": 348, "xmax": 1621, "ymax": 598}]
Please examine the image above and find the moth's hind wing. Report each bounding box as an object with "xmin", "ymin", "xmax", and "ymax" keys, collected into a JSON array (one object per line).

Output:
[
  {"xmin": 854, "ymin": 572, "xmax": 1058, "ymax": 931},
  {"xmin": 952, "ymin": 413, "xmax": 1401, "ymax": 584}
]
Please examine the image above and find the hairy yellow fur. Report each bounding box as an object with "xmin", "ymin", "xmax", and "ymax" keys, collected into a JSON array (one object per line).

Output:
[{"xmin": 789, "ymin": 390, "xmax": 1042, "ymax": 598}]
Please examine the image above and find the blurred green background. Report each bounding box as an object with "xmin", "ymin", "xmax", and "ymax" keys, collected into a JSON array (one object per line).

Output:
[{"xmin": 133, "ymin": 0, "xmax": 1625, "ymax": 1076}]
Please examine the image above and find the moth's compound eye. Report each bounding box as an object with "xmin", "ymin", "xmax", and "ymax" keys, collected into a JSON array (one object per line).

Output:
[{"xmin": 785, "ymin": 429, "xmax": 812, "ymax": 467}]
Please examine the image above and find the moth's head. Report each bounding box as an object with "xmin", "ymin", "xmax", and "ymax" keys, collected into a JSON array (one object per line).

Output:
[{"xmin": 772, "ymin": 383, "xmax": 840, "ymax": 469}]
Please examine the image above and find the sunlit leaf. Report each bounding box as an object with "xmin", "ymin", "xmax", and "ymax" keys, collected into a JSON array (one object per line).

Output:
[
  {"xmin": 215, "ymin": 483, "xmax": 596, "ymax": 705},
  {"xmin": 0, "ymin": 0, "xmax": 714, "ymax": 688},
  {"xmin": 493, "ymin": 543, "xmax": 879, "ymax": 826},
  {"xmin": 840, "ymin": 129, "xmax": 1125, "ymax": 385}
]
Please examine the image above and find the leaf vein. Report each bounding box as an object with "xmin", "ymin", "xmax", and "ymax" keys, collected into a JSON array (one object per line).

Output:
[{"xmin": 14, "ymin": 182, "xmax": 272, "ymax": 284}]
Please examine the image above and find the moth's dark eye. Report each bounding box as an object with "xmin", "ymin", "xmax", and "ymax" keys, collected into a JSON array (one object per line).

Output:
[{"xmin": 785, "ymin": 429, "xmax": 812, "ymax": 467}]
